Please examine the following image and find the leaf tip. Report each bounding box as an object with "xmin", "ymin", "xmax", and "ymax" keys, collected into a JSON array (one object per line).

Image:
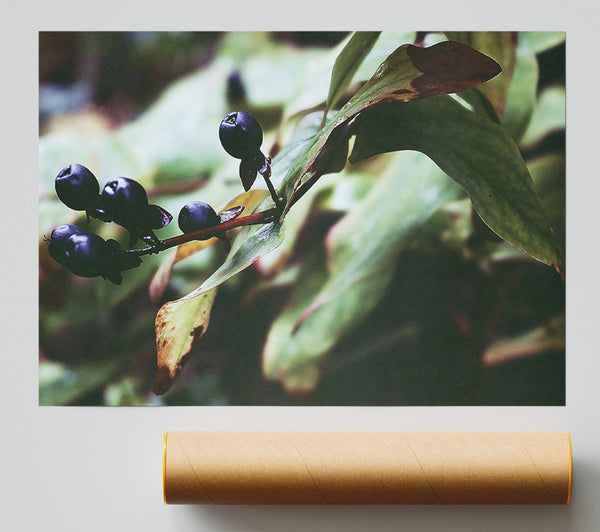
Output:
[
  {"xmin": 153, "ymin": 365, "xmax": 173, "ymax": 396},
  {"xmin": 553, "ymin": 261, "xmax": 565, "ymax": 280},
  {"xmin": 407, "ymin": 40, "xmax": 502, "ymax": 99}
]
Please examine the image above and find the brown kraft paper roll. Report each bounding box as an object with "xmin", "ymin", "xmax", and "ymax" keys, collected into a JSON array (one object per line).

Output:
[{"xmin": 162, "ymin": 431, "xmax": 572, "ymax": 505}]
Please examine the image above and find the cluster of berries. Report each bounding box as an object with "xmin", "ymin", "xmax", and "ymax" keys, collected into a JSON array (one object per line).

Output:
[
  {"xmin": 47, "ymin": 222, "xmax": 142, "ymax": 285},
  {"xmin": 54, "ymin": 164, "xmax": 173, "ymax": 246},
  {"xmin": 46, "ymin": 111, "xmax": 276, "ymax": 284}
]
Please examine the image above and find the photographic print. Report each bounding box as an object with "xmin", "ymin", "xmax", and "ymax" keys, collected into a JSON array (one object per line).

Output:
[{"xmin": 38, "ymin": 31, "xmax": 565, "ymax": 406}]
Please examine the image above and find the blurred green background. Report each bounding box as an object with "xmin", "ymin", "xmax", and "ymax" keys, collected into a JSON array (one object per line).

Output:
[{"xmin": 38, "ymin": 31, "xmax": 565, "ymax": 406}]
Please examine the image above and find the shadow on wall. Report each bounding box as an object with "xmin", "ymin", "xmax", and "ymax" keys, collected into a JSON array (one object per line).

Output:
[{"xmin": 176, "ymin": 503, "xmax": 574, "ymax": 532}]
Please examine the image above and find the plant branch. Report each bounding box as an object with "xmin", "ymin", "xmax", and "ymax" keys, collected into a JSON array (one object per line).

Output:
[{"xmin": 125, "ymin": 206, "xmax": 281, "ymax": 257}]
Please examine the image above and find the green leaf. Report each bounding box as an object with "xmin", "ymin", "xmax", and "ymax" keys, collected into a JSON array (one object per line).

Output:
[
  {"xmin": 454, "ymin": 87, "xmax": 501, "ymax": 123},
  {"xmin": 518, "ymin": 31, "xmax": 565, "ymax": 55},
  {"xmin": 528, "ymin": 153, "xmax": 565, "ymax": 250},
  {"xmin": 280, "ymin": 32, "xmax": 415, "ymax": 123},
  {"xmin": 481, "ymin": 315, "xmax": 565, "ymax": 367},
  {"xmin": 261, "ymin": 246, "xmax": 330, "ymax": 391},
  {"xmin": 154, "ymin": 287, "xmax": 218, "ymax": 395},
  {"xmin": 39, "ymin": 316, "xmax": 156, "ymax": 405},
  {"xmin": 39, "ymin": 360, "xmax": 116, "ymax": 406},
  {"xmin": 501, "ymin": 37, "xmax": 539, "ymax": 142},
  {"xmin": 279, "ymin": 40, "xmax": 501, "ymax": 212},
  {"xmin": 189, "ymin": 221, "xmax": 284, "ymax": 297},
  {"xmin": 218, "ymin": 32, "xmax": 329, "ymax": 108},
  {"xmin": 520, "ymin": 86, "xmax": 565, "ymax": 148},
  {"xmin": 349, "ymin": 95, "xmax": 564, "ymax": 274},
  {"xmin": 501, "ymin": 32, "xmax": 564, "ymax": 143},
  {"xmin": 528, "ymin": 153, "xmax": 565, "ymax": 218},
  {"xmin": 322, "ymin": 32, "xmax": 381, "ymax": 123},
  {"xmin": 263, "ymin": 151, "xmax": 462, "ymax": 391}
]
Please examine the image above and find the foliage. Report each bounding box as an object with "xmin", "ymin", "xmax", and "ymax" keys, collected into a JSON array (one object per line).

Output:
[{"xmin": 39, "ymin": 31, "xmax": 565, "ymax": 405}]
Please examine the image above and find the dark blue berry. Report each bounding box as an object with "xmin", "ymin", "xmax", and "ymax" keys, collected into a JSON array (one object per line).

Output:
[
  {"xmin": 101, "ymin": 177, "xmax": 149, "ymax": 230},
  {"xmin": 62, "ymin": 232, "xmax": 112, "ymax": 278},
  {"xmin": 47, "ymin": 224, "xmax": 83, "ymax": 266},
  {"xmin": 55, "ymin": 164, "xmax": 100, "ymax": 212},
  {"xmin": 48, "ymin": 225, "xmax": 142, "ymax": 284},
  {"xmin": 219, "ymin": 111, "xmax": 263, "ymax": 160},
  {"xmin": 100, "ymin": 177, "xmax": 172, "ymax": 246},
  {"xmin": 178, "ymin": 201, "xmax": 220, "ymax": 237}
]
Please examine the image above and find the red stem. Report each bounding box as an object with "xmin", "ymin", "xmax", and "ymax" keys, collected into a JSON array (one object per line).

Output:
[{"xmin": 126, "ymin": 207, "xmax": 281, "ymax": 257}]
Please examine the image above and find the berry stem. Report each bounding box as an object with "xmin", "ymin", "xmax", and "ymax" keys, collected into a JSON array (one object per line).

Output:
[
  {"xmin": 261, "ymin": 172, "xmax": 283, "ymax": 211},
  {"xmin": 124, "ymin": 207, "xmax": 280, "ymax": 257},
  {"xmin": 257, "ymin": 154, "xmax": 285, "ymax": 212}
]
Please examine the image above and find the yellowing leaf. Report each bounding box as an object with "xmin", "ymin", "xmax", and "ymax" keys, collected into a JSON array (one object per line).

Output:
[
  {"xmin": 154, "ymin": 288, "xmax": 218, "ymax": 395},
  {"xmin": 152, "ymin": 190, "xmax": 275, "ymax": 394}
]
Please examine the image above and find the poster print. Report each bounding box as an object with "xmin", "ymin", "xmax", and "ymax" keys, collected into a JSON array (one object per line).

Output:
[{"xmin": 39, "ymin": 31, "xmax": 565, "ymax": 406}]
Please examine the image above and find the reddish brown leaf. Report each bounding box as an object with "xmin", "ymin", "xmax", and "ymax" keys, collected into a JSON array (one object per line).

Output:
[{"xmin": 407, "ymin": 41, "xmax": 502, "ymax": 99}]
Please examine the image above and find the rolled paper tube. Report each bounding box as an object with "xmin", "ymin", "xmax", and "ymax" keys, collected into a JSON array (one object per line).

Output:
[{"xmin": 162, "ymin": 431, "xmax": 572, "ymax": 505}]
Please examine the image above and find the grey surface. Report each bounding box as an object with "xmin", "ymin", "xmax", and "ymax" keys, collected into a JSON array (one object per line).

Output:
[
  {"xmin": 2, "ymin": 407, "xmax": 598, "ymax": 531},
  {"xmin": 3, "ymin": 1, "xmax": 599, "ymax": 530}
]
